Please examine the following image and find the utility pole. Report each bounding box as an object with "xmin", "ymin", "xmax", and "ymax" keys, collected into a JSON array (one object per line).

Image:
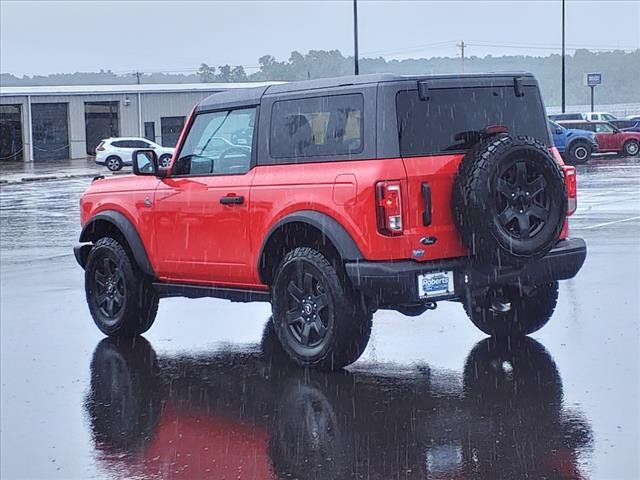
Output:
[
  {"xmin": 457, "ymin": 40, "xmax": 466, "ymax": 73},
  {"xmin": 353, "ymin": 0, "xmax": 359, "ymax": 75},
  {"xmin": 561, "ymin": 0, "xmax": 566, "ymax": 112}
]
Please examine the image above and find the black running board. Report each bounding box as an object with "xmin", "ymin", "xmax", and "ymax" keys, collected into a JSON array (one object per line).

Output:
[{"xmin": 153, "ymin": 282, "xmax": 271, "ymax": 303}]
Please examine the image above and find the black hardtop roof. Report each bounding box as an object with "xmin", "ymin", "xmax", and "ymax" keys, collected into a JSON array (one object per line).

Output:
[{"xmin": 196, "ymin": 72, "xmax": 537, "ymax": 111}]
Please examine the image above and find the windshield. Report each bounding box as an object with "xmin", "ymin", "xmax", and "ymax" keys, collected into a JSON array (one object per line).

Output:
[{"xmin": 397, "ymin": 86, "xmax": 550, "ymax": 156}]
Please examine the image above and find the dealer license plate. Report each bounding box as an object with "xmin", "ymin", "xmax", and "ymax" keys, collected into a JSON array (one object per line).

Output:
[{"xmin": 418, "ymin": 271, "xmax": 455, "ymax": 299}]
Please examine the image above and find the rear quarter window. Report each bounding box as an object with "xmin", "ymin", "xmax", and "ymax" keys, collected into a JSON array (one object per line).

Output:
[
  {"xmin": 269, "ymin": 93, "xmax": 363, "ymax": 160},
  {"xmin": 397, "ymin": 86, "xmax": 550, "ymax": 157}
]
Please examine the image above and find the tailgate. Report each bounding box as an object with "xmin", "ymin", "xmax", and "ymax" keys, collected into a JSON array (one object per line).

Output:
[{"xmin": 402, "ymin": 155, "xmax": 467, "ymax": 261}]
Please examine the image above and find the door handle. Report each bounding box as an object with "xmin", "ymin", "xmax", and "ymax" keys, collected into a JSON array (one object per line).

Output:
[{"xmin": 220, "ymin": 195, "xmax": 244, "ymax": 205}]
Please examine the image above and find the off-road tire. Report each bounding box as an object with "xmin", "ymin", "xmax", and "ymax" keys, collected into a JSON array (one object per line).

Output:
[
  {"xmin": 86, "ymin": 337, "xmax": 160, "ymax": 452},
  {"xmin": 463, "ymin": 281, "xmax": 559, "ymax": 337},
  {"xmin": 271, "ymin": 247, "xmax": 372, "ymax": 370},
  {"xmin": 566, "ymin": 140, "xmax": 591, "ymax": 165},
  {"xmin": 106, "ymin": 156, "xmax": 123, "ymax": 171},
  {"xmin": 85, "ymin": 237, "xmax": 159, "ymax": 336},
  {"xmin": 452, "ymin": 135, "xmax": 567, "ymax": 266},
  {"xmin": 623, "ymin": 139, "xmax": 639, "ymax": 156}
]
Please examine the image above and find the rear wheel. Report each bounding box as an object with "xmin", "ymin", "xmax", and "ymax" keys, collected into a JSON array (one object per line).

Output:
[
  {"xmin": 159, "ymin": 154, "xmax": 172, "ymax": 167},
  {"xmin": 566, "ymin": 140, "xmax": 591, "ymax": 164},
  {"xmin": 271, "ymin": 247, "xmax": 372, "ymax": 370},
  {"xmin": 623, "ymin": 139, "xmax": 639, "ymax": 156},
  {"xmin": 85, "ymin": 237, "xmax": 158, "ymax": 336},
  {"xmin": 463, "ymin": 282, "xmax": 558, "ymax": 337},
  {"xmin": 106, "ymin": 156, "xmax": 123, "ymax": 171}
]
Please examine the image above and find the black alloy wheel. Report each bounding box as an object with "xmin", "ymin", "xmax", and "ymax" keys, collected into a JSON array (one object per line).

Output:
[
  {"xmin": 284, "ymin": 260, "xmax": 332, "ymax": 351},
  {"xmin": 92, "ymin": 256, "xmax": 126, "ymax": 321},
  {"xmin": 272, "ymin": 247, "xmax": 372, "ymax": 370},
  {"xmin": 452, "ymin": 135, "xmax": 566, "ymax": 265},
  {"xmin": 85, "ymin": 237, "xmax": 159, "ymax": 336},
  {"xmin": 495, "ymin": 159, "xmax": 550, "ymax": 240}
]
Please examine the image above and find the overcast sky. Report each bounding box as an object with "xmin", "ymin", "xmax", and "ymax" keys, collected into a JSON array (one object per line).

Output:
[{"xmin": 1, "ymin": 0, "xmax": 638, "ymax": 76}]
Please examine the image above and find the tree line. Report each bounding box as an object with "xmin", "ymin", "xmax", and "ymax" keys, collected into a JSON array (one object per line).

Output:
[{"xmin": 2, "ymin": 49, "xmax": 638, "ymax": 106}]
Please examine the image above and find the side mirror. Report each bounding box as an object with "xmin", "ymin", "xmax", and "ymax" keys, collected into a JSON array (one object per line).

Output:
[
  {"xmin": 132, "ymin": 149, "xmax": 165, "ymax": 177},
  {"xmin": 555, "ymin": 128, "xmax": 563, "ymax": 134}
]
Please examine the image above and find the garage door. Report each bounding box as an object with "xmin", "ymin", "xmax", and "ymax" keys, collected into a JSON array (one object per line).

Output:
[
  {"xmin": 85, "ymin": 102, "xmax": 120, "ymax": 155},
  {"xmin": 161, "ymin": 116, "xmax": 185, "ymax": 147},
  {"xmin": 0, "ymin": 104, "xmax": 23, "ymax": 162},
  {"xmin": 31, "ymin": 103, "xmax": 70, "ymax": 161}
]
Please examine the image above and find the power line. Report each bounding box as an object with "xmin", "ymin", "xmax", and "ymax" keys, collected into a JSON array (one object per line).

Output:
[
  {"xmin": 361, "ymin": 40, "xmax": 456, "ymax": 57},
  {"xmin": 467, "ymin": 40, "xmax": 637, "ymax": 51}
]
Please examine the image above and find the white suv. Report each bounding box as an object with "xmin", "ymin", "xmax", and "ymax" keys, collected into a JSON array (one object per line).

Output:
[{"xmin": 95, "ymin": 137, "xmax": 175, "ymax": 171}]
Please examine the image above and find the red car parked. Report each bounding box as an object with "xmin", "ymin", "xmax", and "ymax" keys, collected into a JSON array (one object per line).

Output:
[
  {"xmin": 558, "ymin": 120, "xmax": 640, "ymax": 156},
  {"xmin": 75, "ymin": 73, "xmax": 586, "ymax": 369}
]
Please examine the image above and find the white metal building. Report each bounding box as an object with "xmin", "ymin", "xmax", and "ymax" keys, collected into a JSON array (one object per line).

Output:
[{"xmin": 0, "ymin": 82, "xmax": 276, "ymax": 162}]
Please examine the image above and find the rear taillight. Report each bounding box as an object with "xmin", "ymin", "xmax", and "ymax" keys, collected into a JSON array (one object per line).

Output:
[
  {"xmin": 96, "ymin": 142, "xmax": 105, "ymax": 152},
  {"xmin": 563, "ymin": 165, "xmax": 577, "ymax": 216},
  {"xmin": 376, "ymin": 181, "xmax": 403, "ymax": 236}
]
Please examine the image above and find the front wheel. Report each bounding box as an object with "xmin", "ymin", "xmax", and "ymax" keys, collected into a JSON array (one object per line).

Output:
[
  {"xmin": 566, "ymin": 141, "xmax": 591, "ymax": 165},
  {"xmin": 623, "ymin": 139, "xmax": 639, "ymax": 157},
  {"xmin": 85, "ymin": 237, "xmax": 159, "ymax": 336},
  {"xmin": 463, "ymin": 282, "xmax": 558, "ymax": 337},
  {"xmin": 271, "ymin": 247, "xmax": 372, "ymax": 370}
]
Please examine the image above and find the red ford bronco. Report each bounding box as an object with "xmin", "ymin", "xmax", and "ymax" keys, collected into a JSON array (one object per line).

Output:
[{"xmin": 75, "ymin": 73, "xmax": 586, "ymax": 369}]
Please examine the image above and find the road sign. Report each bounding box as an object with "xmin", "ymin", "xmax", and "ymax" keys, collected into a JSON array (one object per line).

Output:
[{"xmin": 586, "ymin": 73, "xmax": 602, "ymax": 87}]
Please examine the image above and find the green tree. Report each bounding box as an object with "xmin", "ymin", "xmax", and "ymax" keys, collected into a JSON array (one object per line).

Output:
[
  {"xmin": 198, "ymin": 63, "xmax": 216, "ymax": 83},
  {"xmin": 230, "ymin": 65, "xmax": 247, "ymax": 82},
  {"xmin": 216, "ymin": 64, "xmax": 232, "ymax": 82}
]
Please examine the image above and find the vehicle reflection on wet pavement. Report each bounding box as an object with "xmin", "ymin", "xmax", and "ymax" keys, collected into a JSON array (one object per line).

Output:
[{"xmin": 85, "ymin": 324, "xmax": 591, "ymax": 480}]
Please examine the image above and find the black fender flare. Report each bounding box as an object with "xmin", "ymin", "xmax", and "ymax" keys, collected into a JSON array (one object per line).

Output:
[
  {"xmin": 79, "ymin": 210, "xmax": 155, "ymax": 277},
  {"xmin": 258, "ymin": 210, "xmax": 364, "ymax": 283}
]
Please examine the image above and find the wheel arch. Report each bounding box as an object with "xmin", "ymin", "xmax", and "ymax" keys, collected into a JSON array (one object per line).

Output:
[
  {"xmin": 79, "ymin": 210, "xmax": 155, "ymax": 277},
  {"xmin": 567, "ymin": 136, "xmax": 590, "ymax": 148},
  {"xmin": 258, "ymin": 210, "xmax": 364, "ymax": 285}
]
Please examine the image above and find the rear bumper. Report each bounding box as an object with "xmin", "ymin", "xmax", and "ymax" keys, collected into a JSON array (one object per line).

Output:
[{"xmin": 345, "ymin": 238, "xmax": 587, "ymax": 307}]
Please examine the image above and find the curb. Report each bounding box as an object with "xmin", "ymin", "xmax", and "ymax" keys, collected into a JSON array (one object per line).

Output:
[{"xmin": 1, "ymin": 171, "xmax": 130, "ymax": 186}]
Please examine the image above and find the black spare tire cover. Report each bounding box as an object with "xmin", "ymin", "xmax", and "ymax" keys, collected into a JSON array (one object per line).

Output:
[{"xmin": 452, "ymin": 135, "xmax": 566, "ymax": 265}]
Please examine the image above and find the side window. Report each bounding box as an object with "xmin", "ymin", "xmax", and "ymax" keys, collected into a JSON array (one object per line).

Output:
[
  {"xmin": 269, "ymin": 94, "xmax": 363, "ymax": 160},
  {"xmin": 595, "ymin": 123, "xmax": 613, "ymax": 133},
  {"xmin": 111, "ymin": 140, "xmax": 126, "ymax": 148},
  {"xmin": 173, "ymin": 107, "xmax": 256, "ymax": 176}
]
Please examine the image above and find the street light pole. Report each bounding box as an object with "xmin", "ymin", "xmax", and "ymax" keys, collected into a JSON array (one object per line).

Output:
[
  {"xmin": 353, "ymin": 0, "xmax": 359, "ymax": 75},
  {"xmin": 561, "ymin": 0, "xmax": 566, "ymax": 112}
]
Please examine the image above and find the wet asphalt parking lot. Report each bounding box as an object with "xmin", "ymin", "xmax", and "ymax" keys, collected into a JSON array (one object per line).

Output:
[{"xmin": 1, "ymin": 156, "xmax": 639, "ymax": 479}]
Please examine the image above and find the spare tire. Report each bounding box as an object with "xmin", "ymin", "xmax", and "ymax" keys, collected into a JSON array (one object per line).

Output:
[{"xmin": 452, "ymin": 135, "xmax": 566, "ymax": 265}]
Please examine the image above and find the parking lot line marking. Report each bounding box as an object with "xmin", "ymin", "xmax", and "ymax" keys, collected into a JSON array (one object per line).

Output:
[{"xmin": 582, "ymin": 216, "xmax": 640, "ymax": 230}]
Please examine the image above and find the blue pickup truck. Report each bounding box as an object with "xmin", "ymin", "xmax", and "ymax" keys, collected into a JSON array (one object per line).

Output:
[{"xmin": 549, "ymin": 120, "xmax": 598, "ymax": 165}]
